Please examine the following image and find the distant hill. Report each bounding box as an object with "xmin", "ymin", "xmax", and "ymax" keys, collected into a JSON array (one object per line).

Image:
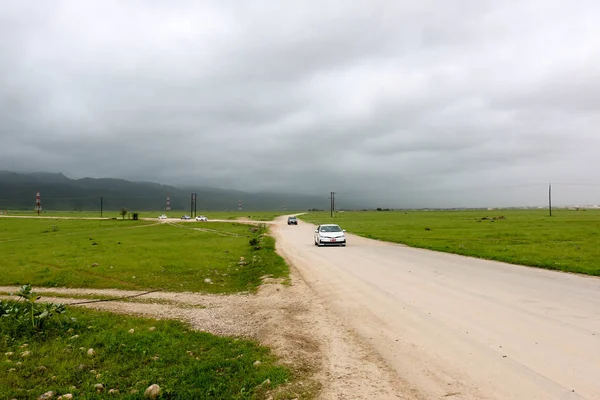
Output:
[{"xmin": 0, "ymin": 171, "xmax": 339, "ymax": 212}]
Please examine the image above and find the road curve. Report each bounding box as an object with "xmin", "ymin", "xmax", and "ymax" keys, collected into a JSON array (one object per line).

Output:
[{"xmin": 272, "ymin": 216, "xmax": 600, "ymax": 400}]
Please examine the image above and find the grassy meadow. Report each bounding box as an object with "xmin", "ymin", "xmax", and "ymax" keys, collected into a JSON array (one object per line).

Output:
[
  {"xmin": 1, "ymin": 297, "xmax": 289, "ymax": 399},
  {"xmin": 0, "ymin": 216, "xmax": 298, "ymax": 399},
  {"xmin": 301, "ymin": 209, "xmax": 600, "ymax": 276},
  {"xmin": 0, "ymin": 218, "xmax": 288, "ymax": 292}
]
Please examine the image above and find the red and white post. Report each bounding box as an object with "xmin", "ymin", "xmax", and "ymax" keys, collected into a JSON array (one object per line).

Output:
[
  {"xmin": 35, "ymin": 192, "xmax": 41, "ymax": 216},
  {"xmin": 238, "ymin": 200, "xmax": 242, "ymax": 211},
  {"xmin": 166, "ymin": 196, "xmax": 171, "ymax": 211}
]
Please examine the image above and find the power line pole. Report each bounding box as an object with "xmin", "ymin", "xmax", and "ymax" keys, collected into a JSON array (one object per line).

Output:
[
  {"xmin": 190, "ymin": 193, "xmax": 196, "ymax": 218},
  {"xmin": 330, "ymin": 192, "xmax": 336, "ymax": 218},
  {"xmin": 333, "ymin": 192, "xmax": 336, "ymax": 217},
  {"xmin": 100, "ymin": 196, "xmax": 103, "ymax": 218},
  {"xmin": 549, "ymin": 183, "xmax": 552, "ymax": 217}
]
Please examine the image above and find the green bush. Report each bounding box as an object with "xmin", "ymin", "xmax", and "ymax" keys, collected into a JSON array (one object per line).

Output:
[{"xmin": 0, "ymin": 285, "xmax": 67, "ymax": 335}]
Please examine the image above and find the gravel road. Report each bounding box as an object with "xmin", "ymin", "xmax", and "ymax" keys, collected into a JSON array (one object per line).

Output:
[{"xmin": 273, "ymin": 216, "xmax": 600, "ymax": 400}]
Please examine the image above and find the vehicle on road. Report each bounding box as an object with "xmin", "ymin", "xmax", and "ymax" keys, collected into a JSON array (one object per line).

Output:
[
  {"xmin": 181, "ymin": 215, "xmax": 191, "ymax": 220},
  {"xmin": 314, "ymin": 224, "xmax": 346, "ymax": 246},
  {"xmin": 195, "ymin": 215, "xmax": 208, "ymax": 221},
  {"xmin": 287, "ymin": 216, "xmax": 298, "ymax": 225},
  {"xmin": 158, "ymin": 214, "xmax": 167, "ymax": 219}
]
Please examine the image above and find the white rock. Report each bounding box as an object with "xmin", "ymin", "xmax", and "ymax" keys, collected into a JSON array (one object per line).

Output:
[
  {"xmin": 128, "ymin": 329, "xmax": 135, "ymax": 334},
  {"xmin": 87, "ymin": 348, "xmax": 95, "ymax": 356},
  {"xmin": 38, "ymin": 391, "xmax": 55, "ymax": 400},
  {"xmin": 144, "ymin": 384, "xmax": 161, "ymax": 399},
  {"xmin": 253, "ymin": 360, "xmax": 261, "ymax": 367}
]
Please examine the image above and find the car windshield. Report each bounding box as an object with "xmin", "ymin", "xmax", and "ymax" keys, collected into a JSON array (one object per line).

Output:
[
  {"xmin": 289, "ymin": 217, "xmax": 296, "ymax": 220},
  {"xmin": 320, "ymin": 225, "xmax": 342, "ymax": 232}
]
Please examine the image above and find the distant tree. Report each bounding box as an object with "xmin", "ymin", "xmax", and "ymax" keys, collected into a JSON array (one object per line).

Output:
[
  {"xmin": 376, "ymin": 207, "xmax": 382, "ymax": 211},
  {"xmin": 120, "ymin": 208, "xmax": 127, "ymax": 219}
]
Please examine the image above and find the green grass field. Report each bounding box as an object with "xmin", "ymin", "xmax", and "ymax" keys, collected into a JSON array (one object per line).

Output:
[
  {"xmin": 1, "ymin": 297, "xmax": 289, "ymax": 399},
  {"xmin": 0, "ymin": 218, "xmax": 288, "ymax": 292},
  {"xmin": 301, "ymin": 209, "xmax": 600, "ymax": 276}
]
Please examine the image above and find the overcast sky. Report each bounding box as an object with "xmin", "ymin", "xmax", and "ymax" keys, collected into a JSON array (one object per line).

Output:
[{"xmin": 1, "ymin": 0, "xmax": 599, "ymax": 207}]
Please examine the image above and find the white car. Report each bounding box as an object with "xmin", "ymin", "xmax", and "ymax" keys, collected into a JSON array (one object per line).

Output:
[
  {"xmin": 158, "ymin": 214, "xmax": 167, "ymax": 219},
  {"xmin": 314, "ymin": 224, "xmax": 346, "ymax": 247},
  {"xmin": 195, "ymin": 215, "xmax": 208, "ymax": 221}
]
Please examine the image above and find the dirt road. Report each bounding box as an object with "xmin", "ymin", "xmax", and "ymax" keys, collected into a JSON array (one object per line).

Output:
[{"xmin": 273, "ymin": 217, "xmax": 600, "ymax": 400}]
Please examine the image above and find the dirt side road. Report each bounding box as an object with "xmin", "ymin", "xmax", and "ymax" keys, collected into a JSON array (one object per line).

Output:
[{"xmin": 273, "ymin": 217, "xmax": 600, "ymax": 400}]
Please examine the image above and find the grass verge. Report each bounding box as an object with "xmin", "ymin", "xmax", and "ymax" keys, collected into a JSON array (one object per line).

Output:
[
  {"xmin": 1, "ymin": 300, "xmax": 289, "ymax": 399},
  {"xmin": 301, "ymin": 209, "xmax": 600, "ymax": 276}
]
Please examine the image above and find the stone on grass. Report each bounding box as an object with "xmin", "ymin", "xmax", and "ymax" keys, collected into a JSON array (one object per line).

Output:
[
  {"xmin": 128, "ymin": 329, "xmax": 135, "ymax": 334},
  {"xmin": 130, "ymin": 389, "xmax": 139, "ymax": 394},
  {"xmin": 20, "ymin": 351, "xmax": 31, "ymax": 357},
  {"xmin": 87, "ymin": 348, "xmax": 95, "ymax": 356},
  {"xmin": 94, "ymin": 383, "xmax": 104, "ymax": 393},
  {"xmin": 108, "ymin": 389, "xmax": 119, "ymax": 394},
  {"xmin": 69, "ymin": 335, "xmax": 79, "ymax": 340},
  {"xmin": 204, "ymin": 278, "xmax": 212, "ymax": 284},
  {"xmin": 5, "ymin": 352, "xmax": 14, "ymax": 357},
  {"xmin": 38, "ymin": 391, "xmax": 55, "ymax": 400},
  {"xmin": 144, "ymin": 384, "xmax": 161, "ymax": 399},
  {"xmin": 253, "ymin": 360, "xmax": 261, "ymax": 367},
  {"xmin": 148, "ymin": 327, "xmax": 156, "ymax": 332},
  {"xmin": 57, "ymin": 395, "xmax": 73, "ymax": 400},
  {"xmin": 19, "ymin": 344, "xmax": 28, "ymax": 348}
]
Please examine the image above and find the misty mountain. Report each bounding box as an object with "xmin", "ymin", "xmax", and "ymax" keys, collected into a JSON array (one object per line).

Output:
[{"xmin": 0, "ymin": 171, "xmax": 344, "ymax": 212}]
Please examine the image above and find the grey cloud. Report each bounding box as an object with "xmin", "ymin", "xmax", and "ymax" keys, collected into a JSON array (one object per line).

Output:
[{"xmin": 2, "ymin": 0, "xmax": 600, "ymax": 208}]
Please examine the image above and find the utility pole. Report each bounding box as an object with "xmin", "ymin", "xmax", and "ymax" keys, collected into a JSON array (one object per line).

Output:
[
  {"xmin": 194, "ymin": 194, "xmax": 197, "ymax": 217},
  {"xmin": 330, "ymin": 192, "xmax": 336, "ymax": 218},
  {"xmin": 549, "ymin": 183, "xmax": 552, "ymax": 217},
  {"xmin": 100, "ymin": 196, "xmax": 103, "ymax": 218},
  {"xmin": 190, "ymin": 193, "xmax": 196, "ymax": 218}
]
